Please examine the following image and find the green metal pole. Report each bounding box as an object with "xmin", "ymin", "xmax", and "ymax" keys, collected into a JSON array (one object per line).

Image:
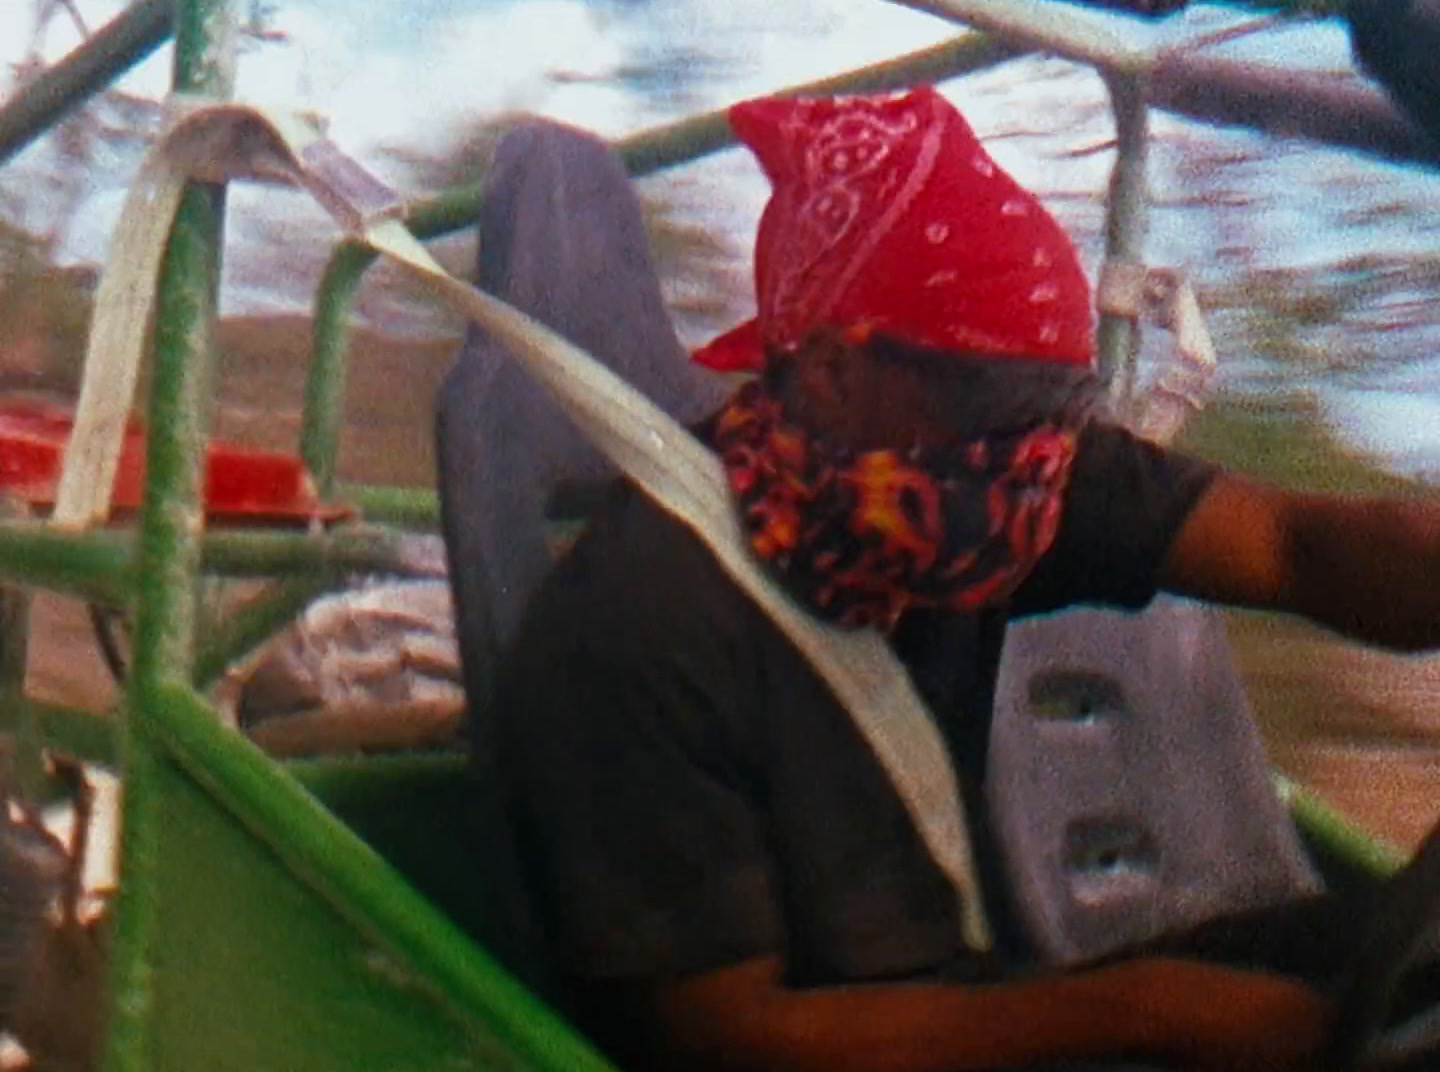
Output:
[
  {"xmin": 0, "ymin": 521, "xmax": 440, "ymax": 605},
  {"xmin": 615, "ymin": 33, "xmax": 1025, "ymax": 175},
  {"xmin": 301, "ymin": 242, "xmax": 372, "ymax": 496},
  {"xmin": 26, "ymin": 700, "xmax": 118, "ymax": 769},
  {"xmin": 1275, "ymin": 773, "xmax": 1405, "ymax": 878},
  {"xmin": 0, "ymin": 520, "xmax": 132, "ymax": 605},
  {"xmin": 0, "ymin": 0, "xmax": 174, "ymax": 166},
  {"xmin": 146, "ymin": 678, "xmax": 620, "ymax": 1072},
  {"xmin": 127, "ymin": 0, "xmax": 236, "ymax": 715},
  {"xmin": 300, "ymin": 32, "xmax": 1023, "ymax": 494},
  {"xmin": 0, "ymin": 500, "xmax": 42, "ymax": 802},
  {"xmin": 884, "ymin": 0, "xmax": 1146, "ymax": 76},
  {"xmin": 104, "ymin": 2, "xmax": 237, "ymax": 1070},
  {"xmin": 199, "ymin": 525, "xmax": 444, "ymax": 579},
  {"xmin": 338, "ymin": 482, "xmax": 443, "ymax": 529},
  {"xmin": 0, "ymin": 521, "xmax": 432, "ymax": 604},
  {"xmin": 192, "ymin": 578, "xmax": 340, "ymax": 690}
]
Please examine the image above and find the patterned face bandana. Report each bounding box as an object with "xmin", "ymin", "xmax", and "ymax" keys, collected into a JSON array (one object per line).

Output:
[{"xmin": 710, "ymin": 380, "xmax": 1085, "ymax": 630}]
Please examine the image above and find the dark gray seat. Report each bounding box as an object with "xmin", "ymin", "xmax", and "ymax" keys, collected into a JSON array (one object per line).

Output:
[
  {"xmin": 435, "ymin": 118, "xmax": 1316, "ymax": 986},
  {"xmin": 435, "ymin": 121, "xmax": 721, "ymax": 720},
  {"xmin": 434, "ymin": 119, "xmax": 721, "ymax": 994}
]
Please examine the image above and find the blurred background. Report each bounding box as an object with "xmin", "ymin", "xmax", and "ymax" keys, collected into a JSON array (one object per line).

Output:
[{"xmin": 0, "ymin": 0, "xmax": 1436, "ymax": 847}]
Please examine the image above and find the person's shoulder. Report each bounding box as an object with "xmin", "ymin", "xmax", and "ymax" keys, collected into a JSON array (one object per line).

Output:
[
  {"xmin": 1011, "ymin": 420, "xmax": 1223, "ymax": 616},
  {"xmin": 1069, "ymin": 419, "xmax": 1221, "ymax": 505}
]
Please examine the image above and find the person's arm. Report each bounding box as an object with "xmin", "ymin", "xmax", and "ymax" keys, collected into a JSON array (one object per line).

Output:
[
  {"xmin": 1159, "ymin": 473, "xmax": 1440, "ymax": 652},
  {"xmin": 617, "ymin": 953, "xmax": 1328, "ymax": 1072}
]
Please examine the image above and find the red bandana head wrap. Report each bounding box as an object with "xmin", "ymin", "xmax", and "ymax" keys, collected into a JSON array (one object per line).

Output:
[
  {"xmin": 693, "ymin": 86, "xmax": 1095, "ymax": 372},
  {"xmin": 698, "ymin": 88, "xmax": 1103, "ymax": 628}
]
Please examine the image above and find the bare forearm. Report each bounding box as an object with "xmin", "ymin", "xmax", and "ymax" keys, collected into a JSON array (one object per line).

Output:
[
  {"xmin": 1163, "ymin": 476, "xmax": 1440, "ymax": 653},
  {"xmin": 1284, "ymin": 494, "xmax": 1440, "ymax": 652},
  {"xmin": 651, "ymin": 956, "xmax": 1328, "ymax": 1072},
  {"xmin": 725, "ymin": 968, "xmax": 1154, "ymax": 1072}
]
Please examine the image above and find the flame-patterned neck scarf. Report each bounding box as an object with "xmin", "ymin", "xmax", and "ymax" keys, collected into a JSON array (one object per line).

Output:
[{"xmin": 710, "ymin": 380, "xmax": 1088, "ymax": 631}]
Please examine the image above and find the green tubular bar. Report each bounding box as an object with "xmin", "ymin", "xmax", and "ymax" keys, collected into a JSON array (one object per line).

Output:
[
  {"xmin": 303, "ymin": 241, "xmax": 373, "ymax": 497},
  {"xmin": 1276, "ymin": 774, "xmax": 1407, "ymax": 878},
  {"xmin": 105, "ymin": 0, "xmax": 236, "ymax": 1069},
  {"xmin": 126, "ymin": 173, "xmax": 229, "ymax": 684},
  {"xmin": 0, "ymin": 503, "xmax": 41, "ymax": 800},
  {"xmin": 198, "ymin": 524, "xmax": 439, "ymax": 578},
  {"xmin": 0, "ymin": 522, "xmax": 426, "ymax": 603},
  {"xmin": 338, "ymin": 481, "xmax": 445, "ymax": 529},
  {"xmin": 0, "ymin": 520, "xmax": 132, "ymax": 605},
  {"xmin": 191, "ymin": 577, "xmax": 341, "ymax": 691},
  {"xmin": 611, "ymin": 32, "xmax": 1024, "ymax": 175},
  {"xmin": 145, "ymin": 678, "xmax": 617, "ymax": 1072},
  {"xmin": 29, "ymin": 700, "xmax": 118, "ymax": 768}
]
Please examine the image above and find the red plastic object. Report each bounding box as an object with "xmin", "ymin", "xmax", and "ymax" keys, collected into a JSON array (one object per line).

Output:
[{"xmin": 0, "ymin": 399, "xmax": 351, "ymax": 525}]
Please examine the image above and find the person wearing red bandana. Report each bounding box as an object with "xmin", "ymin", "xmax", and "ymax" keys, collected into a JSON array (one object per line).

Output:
[
  {"xmin": 696, "ymin": 88, "xmax": 1105, "ymax": 632},
  {"xmin": 480, "ymin": 89, "xmax": 1440, "ymax": 1072}
]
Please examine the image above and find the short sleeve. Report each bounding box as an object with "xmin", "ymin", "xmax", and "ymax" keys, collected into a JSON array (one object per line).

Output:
[
  {"xmin": 495, "ymin": 501, "xmax": 784, "ymax": 982},
  {"xmin": 1011, "ymin": 421, "xmax": 1219, "ymax": 616}
]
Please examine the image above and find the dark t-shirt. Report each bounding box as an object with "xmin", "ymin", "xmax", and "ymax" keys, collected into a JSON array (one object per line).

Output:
[{"xmin": 494, "ymin": 421, "xmax": 1218, "ymax": 1004}]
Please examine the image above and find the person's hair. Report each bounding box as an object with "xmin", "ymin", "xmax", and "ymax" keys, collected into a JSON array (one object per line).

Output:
[{"xmin": 763, "ymin": 328, "xmax": 1000, "ymax": 450}]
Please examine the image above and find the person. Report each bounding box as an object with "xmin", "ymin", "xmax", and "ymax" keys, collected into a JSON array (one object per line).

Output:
[
  {"xmin": 479, "ymin": 87, "xmax": 1440, "ymax": 1072},
  {"xmin": 1348, "ymin": 0, "xmax": 1440, "ymax": 146}
]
